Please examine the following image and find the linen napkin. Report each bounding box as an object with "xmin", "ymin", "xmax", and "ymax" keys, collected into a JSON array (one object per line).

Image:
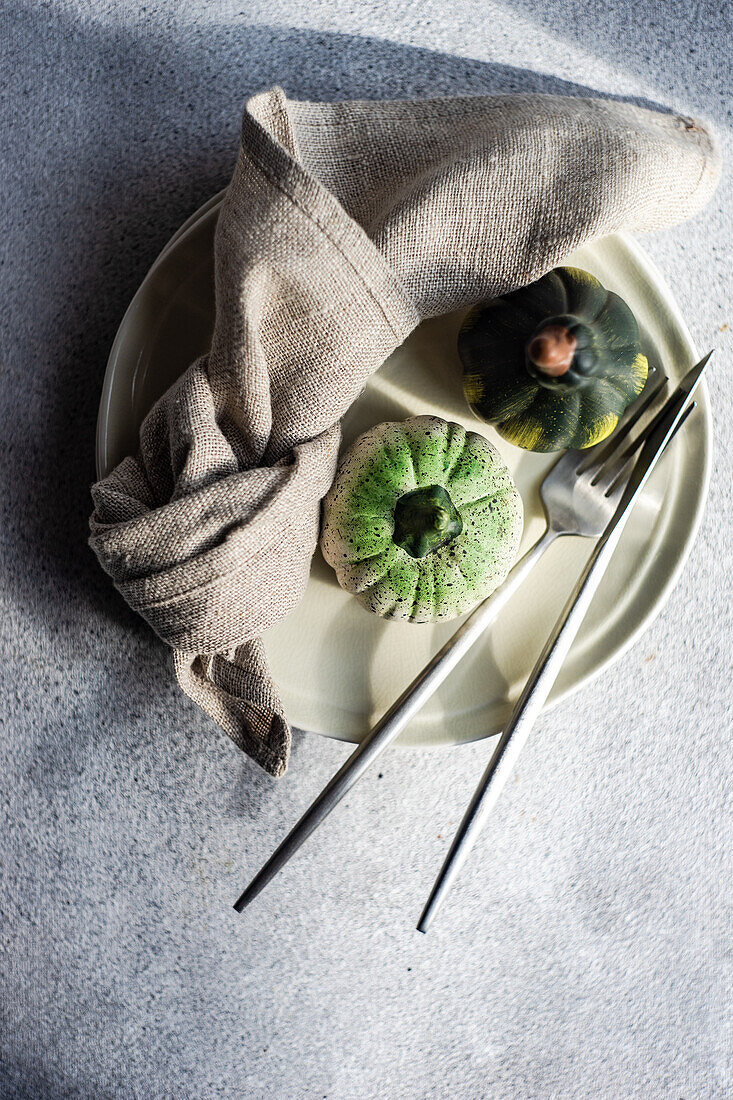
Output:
[{"xmin": 89, "ymin": 86, "xmax": 719, "ymax": 777}]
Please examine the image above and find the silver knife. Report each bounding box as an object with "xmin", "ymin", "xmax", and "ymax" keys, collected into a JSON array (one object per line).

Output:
[{"xmin": 417, "ymin": 352, "xmax": 712, "ymax": 932}]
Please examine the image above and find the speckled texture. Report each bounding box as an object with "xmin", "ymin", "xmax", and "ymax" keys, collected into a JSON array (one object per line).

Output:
[
  {"xmin": 321, "ymin": 416, "xmax": 523, "ymax": 620},
  {"xmin": 1, "ymin": 3, "xmax": 731, "ymax": 1098},
  {"xmin": 460, "ymin": 266, "xmax": 649, "ymax": 451}
]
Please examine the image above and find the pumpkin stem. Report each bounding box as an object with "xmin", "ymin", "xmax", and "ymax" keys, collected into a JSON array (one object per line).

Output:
[
  {"xmin": 393, "ymin": 484, "xmax": 463, "ymax": 559},
  {"xmin": 527, "ymin": 324, "xmax": 577, "ymax": 377}
]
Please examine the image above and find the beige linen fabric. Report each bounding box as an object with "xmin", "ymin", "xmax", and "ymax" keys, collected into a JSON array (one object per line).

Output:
[{"xmin": 89, "ymin": 87, "xmax": 720, "ymax": 777}]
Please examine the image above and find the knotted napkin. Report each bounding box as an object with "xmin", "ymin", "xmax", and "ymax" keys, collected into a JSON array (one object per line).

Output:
[{"xmin": 89, "ymin": 87, "xmax": 719, "ymax": 776}]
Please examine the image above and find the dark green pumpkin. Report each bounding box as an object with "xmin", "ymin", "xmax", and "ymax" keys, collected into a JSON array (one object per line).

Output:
[{"xmin": 458, "ymin": 267, "xmax": 648, "ymax": 452}]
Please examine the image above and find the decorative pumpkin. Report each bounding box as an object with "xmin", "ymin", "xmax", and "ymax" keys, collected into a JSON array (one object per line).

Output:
[
  {"xmin": 320, "ymin": 416, "xmax": 523, "ymax": 623},
  {"xmin": 458, "ymin": 267, "xmax": 648, "ymax": 452}
]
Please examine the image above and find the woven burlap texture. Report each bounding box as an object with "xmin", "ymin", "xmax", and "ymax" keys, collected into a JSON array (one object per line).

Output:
[{"xmin": 88, "ymin": 87, "xmax": 720, "ymax": 776}]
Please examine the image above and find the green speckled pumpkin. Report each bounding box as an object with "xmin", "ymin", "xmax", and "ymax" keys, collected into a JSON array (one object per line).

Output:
[
  {"xmin": 458, "ymin": 267, "xmax": 648, "ymax": 452},
  {"xmin": 320, "ymin": 415, "xmax": 523, "ymax": 623}
]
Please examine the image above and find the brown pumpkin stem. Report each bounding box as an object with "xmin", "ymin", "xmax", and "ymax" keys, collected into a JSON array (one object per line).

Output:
[{"xmin": 527, "ymin": 325, "xmax": 577, "ymax": 377}]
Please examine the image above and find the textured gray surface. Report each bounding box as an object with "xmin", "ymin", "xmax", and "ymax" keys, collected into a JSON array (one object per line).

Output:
[{"xmin": 1, "ymin": 2, "xmax": 731, "ymax": 1097}]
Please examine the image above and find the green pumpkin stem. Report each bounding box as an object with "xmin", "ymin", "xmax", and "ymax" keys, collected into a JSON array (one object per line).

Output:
[
  {"xmin": 527, "ymin": 324, "xmax": 577, "ymax": 377},
  {"xmin": 393, "ymin": 484, "xmax": 463, "ymax": 559}
]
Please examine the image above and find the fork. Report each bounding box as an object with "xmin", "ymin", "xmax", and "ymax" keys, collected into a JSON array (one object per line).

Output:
[{"xmin": 234, "ymin": 363, "xmax": 676, "ymax": 914}]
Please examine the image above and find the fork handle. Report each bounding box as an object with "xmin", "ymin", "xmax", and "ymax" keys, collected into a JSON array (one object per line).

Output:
[{"xmin": 233, "ymin": 527, "xmax": 556, "ymax": 913}]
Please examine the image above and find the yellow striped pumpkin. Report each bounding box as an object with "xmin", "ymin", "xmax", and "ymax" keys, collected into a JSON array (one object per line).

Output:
[{"xmin": 459, "ymin": 267, "xmax": 648, "ymax": 452}]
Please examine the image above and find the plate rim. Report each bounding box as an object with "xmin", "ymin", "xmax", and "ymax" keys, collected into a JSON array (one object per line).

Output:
[{"xmin": 95, "ymin": 196, "xmax": 712, "ymax": 749}]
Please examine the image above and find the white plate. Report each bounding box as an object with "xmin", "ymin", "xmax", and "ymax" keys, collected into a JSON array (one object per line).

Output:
[{"xmin": 97, "ymin": 198, "xmax": 711, "ymax": 747}]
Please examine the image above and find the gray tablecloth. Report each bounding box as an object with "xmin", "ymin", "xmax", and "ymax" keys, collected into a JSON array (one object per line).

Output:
[{"xmin": 1, "ymin": 3, "xmax": 731, "ymax": 1098}]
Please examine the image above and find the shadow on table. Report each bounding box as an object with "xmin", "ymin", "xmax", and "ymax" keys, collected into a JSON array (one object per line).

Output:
[{"xmin": 0, "ymin": 1059, "xmax": 90, "ymax": 1100}]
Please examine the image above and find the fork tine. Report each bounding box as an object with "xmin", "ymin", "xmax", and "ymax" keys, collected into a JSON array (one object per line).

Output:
[
  {"xmin": 592, "ymin": 364, "xmax": 696, "ymax": 489},
  {"xmin": 592, "ymin": 351, "xmax": 711, "ymax": 490},
  {"xmin": 603, "ymin": 401, "xmax": 697, "ymax": 503},
  {"xmin": 591, "ymin": 378, "xmax": 672, "ymax": 491},
  {"xmin": 578, "ymin": 369, "xmax": 668, "ymax": 478}
]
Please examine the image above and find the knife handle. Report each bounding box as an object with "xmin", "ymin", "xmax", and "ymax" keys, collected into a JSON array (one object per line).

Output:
[{"xmin": 417, "ymin": 514, "xmax": 627, "ymax": 932}]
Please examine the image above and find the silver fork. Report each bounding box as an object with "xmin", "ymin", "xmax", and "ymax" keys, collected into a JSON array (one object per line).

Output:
[{"xmin": 234, "ymin": 364, "xmax": 676, "ymax": 914}]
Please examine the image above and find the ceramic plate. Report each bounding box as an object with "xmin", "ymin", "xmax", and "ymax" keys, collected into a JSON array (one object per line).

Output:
[{"xmin": 97, "ymin": 198, "xmax": 711, "ymax": 747}]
